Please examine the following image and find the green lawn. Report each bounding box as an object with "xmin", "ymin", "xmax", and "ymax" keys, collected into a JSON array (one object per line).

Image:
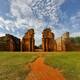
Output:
[
  {"xmin": 44, "ymin": 52, "xmax": 80, "ymax": 80},
  {"xmin": 0, "ymin": 52, "xmax": 37, "ymax": 80},
  {"xmin": 0, "ymin": 52, "xmax": 80, "ymax": 80}
]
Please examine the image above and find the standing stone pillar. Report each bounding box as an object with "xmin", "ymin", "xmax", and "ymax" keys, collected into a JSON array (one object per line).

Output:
[
  {"xmin": 22, "ymin": 29, "xmax": 35, "ymax": 52},
  {"xmin": 42, "ymin": 28, "xmax": 55, "ymax": 52}
]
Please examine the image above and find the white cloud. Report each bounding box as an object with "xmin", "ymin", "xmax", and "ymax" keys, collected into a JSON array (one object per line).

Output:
[
  {"xmin": 10, "ymin": 0, "xmax": 65, "ymax": 23},
  {"xmin": 0, "ymin": 17, "xmax": 15, "ymax": 31},
  {"xmin": 10, "ymin": 0, "xmax": 33, "ymax": 20}
]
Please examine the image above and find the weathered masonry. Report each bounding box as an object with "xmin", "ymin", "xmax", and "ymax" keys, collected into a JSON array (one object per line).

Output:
[
  {"xmin": 0, "ymin": 28, "xmax": 79, "ymax": 52},
  {"xmin": 42, "ymin": 28, "xmax": 73, "ymax": 51},
  {"xmin": 42, "ymin": 28, "xmax": 56, "ymax": 51},
  {"xmin": 0, "ymin": 34, "xmax": 20, "ymax": 51},
  {"xmin": 56, "ymin": 32, "xmax": 72, "ymax": 51},
  {"xmin": 22, "ymin": 29, "xmax": 35, "ymax": 51}
]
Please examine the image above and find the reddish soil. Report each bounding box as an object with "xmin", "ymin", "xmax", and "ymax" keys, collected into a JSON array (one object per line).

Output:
[{"xmin": 26, "ymin": 57, "xmax": 65, "ymax": 80}]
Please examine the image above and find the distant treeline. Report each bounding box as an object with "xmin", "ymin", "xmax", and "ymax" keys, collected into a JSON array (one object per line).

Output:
[{"xmin": 70, "ymin": 37, "xmax": 80, "ymax": 45}]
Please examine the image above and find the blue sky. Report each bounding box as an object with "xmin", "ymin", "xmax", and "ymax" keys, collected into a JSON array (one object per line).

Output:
[
  {"xmin": 61, "ymin": 0, "xmax": 80, "ymax": 16},
  {"xmin": 0, "ymin": 0, "xmax": 80, "ymax": 45}
]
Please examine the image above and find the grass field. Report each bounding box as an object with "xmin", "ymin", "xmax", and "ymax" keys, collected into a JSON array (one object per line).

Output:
[
  {"xmin": 44, "ymin": 52, "xmax": 80, "ymax": 80},
  {"xmin": 0, "ymin": 52, "xmax": 37, "ymax": 80},
  {"xmin": 0, "ymin": 52, "xmax": 80, "ymax": 80}
]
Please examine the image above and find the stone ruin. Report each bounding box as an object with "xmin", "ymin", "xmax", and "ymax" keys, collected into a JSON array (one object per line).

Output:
[
  {"xmin": 56, "ymin": 32, "xmax": 72, "ymax": 51},
  {"xmin": 42, "ymin": 28, "xmax": 56, "ymax": 51},
  {"xmin": 0, "ymin": 34, "xmax": 20, "ymax": 51},
  {"xmin": 22, "ymin": 29, "xmax": 35, "ymax": 51},
  {"xmin": 0, "ymin": 28, "xmax": 79, "ymax": 52},
  {"xmin": 42, "ymin": 28, "xmax": 73, "ymax": 51}
]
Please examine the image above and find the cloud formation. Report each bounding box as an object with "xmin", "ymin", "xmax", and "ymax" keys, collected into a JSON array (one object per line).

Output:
[
  {"xmin": 10, "ymin": 0, "xmax": 65, "ymax": 21},
  {"xmin": 0, "ymin": 0, "xmax": 80, "ymax": 45},
  {"xmin": 8, "ymin": 0, "xmax": 65, "ymax": 45}
]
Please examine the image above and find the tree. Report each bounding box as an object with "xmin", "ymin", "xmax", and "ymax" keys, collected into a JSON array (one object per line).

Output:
[{"xmin": 70, "ymin": 37, "xmax": 80, "ymax": 45}]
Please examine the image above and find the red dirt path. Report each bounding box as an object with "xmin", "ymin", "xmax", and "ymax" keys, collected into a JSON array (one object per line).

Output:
[{"xmin": 26, "ymin": 57, "xmax": 65, "ymax": 80}]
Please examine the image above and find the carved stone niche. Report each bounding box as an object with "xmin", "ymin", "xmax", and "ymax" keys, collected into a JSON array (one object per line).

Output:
[{"xmin": 22, "ymin": 29, "xmax": 35, "ymax": 51}]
